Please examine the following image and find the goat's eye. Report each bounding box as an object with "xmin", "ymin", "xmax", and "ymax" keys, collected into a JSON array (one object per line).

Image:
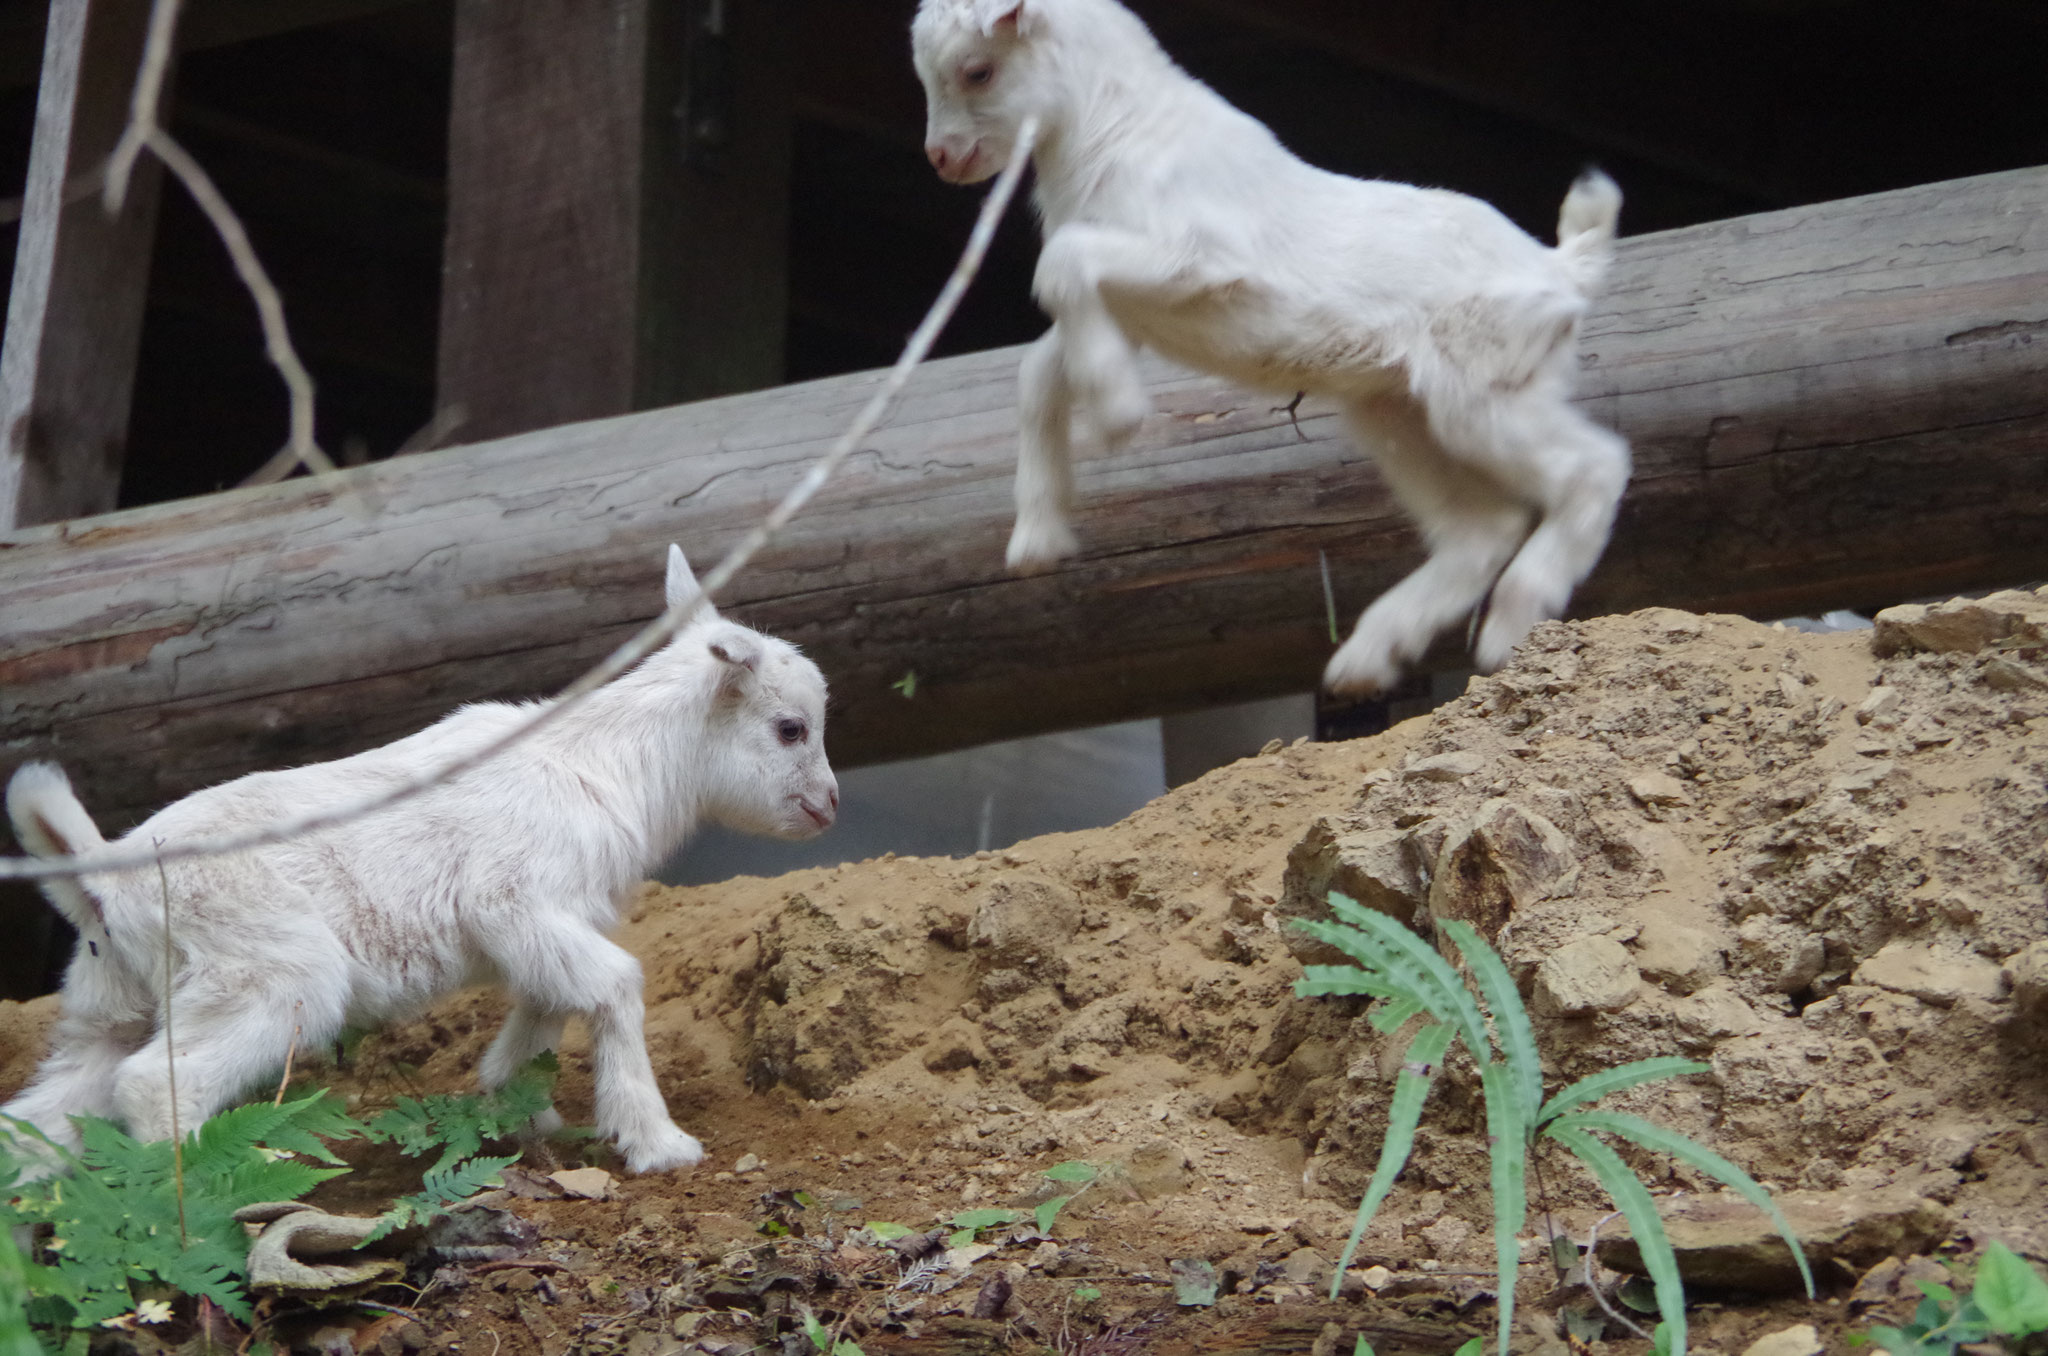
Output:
[
  {"xmin": 962, "ymin": 62, "xmax": 994, "ymax": 88},
  {"xmin": 776, "ymin": 717, "xmax": 808, "ymax": 745}
]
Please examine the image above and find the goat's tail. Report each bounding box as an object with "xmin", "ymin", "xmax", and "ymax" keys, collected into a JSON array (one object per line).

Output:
[
  {"xmin": 1555, "ymin": 168, "xmax": 1622, "ymax": 296},
  {"xmin": 7, "ymin": 761, "xmax": 111, "ymax": 935}
]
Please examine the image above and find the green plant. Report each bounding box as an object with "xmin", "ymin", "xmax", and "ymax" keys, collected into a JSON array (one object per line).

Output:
[
  {"xmin": 0, "ymin": 1221, "xmax": 46, "ymax": 1356},
  {"xmin": 1853, "ymin": 1242, "xmax": 2048, "ymax": 1355},
  {"xmin": 1352, "ymin": 1337, "xmax": 1483, "ymax": 1356},
  {"xmin": 800, "ymin": 1305, "xmax": 866, "ymax": 1356},
  {"xmin": 363, "ymin": 1050, "xmax": 558, "ymax": 1177},
  {"xmin": 0, "ymin": 1091, "xmax": 356, "ymax": 1335},
  {"xmin": 943, "ymin": 1160, "xmax": 1099, "ymax": 1247},
  {"xmin": 1294, "ymin": 894, "xmax": 1812, "ymax": 1356}
]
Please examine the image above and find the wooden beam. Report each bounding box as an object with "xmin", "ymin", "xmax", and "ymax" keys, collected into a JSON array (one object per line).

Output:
[
  {"xmin": 0, "ymin": 0, "xmax": 167, "ymax": 530},
  {"xmin": 436, "ymin": 0, "xmax": 790, "ymax": 444},
  {"xmin": 2, "ymin": 166, "xmax": 2046, "ymax": 832}
]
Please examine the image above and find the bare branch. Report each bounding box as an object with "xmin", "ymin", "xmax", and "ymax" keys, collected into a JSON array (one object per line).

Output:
[
  {"xmin": 102, "ymin": 0, "xmax": 183, "ymax": 214},
  {"xmin": 0, "ymin": 116, "xmax": 1041, "ymax": 885}
]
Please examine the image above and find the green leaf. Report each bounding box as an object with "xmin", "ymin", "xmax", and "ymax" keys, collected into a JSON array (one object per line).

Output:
[
  {"xmin": 1441, "ymin": 920, "xmax": 1543, "ymax": 1125},
  {"xmin": 1327, "ymin": 1020, "xmax": 1455, "ymax": 1298},
  {"xmin": 1556, "ymin": 1109, "xmax": 1812, "ymax": 1299},
  {"xmin": 1367, "ymin": 996, "xmax": 1425, "ymax": 1034},
  {"xmin": 949, "ymin": 1208, "xmax": 1020, "ymax": 1232},
  {"xmin": 1170, "ymin": 1258, "xmax": 1218, "ymax": 1306},
  {"xmin": 1480, "ymin": 1061, "xmax": 1528, "ymax": 1356},
  {"xmin": 1973, "ymin": 1241, "xmax": 2048, "ymax": 1337},
  {"xmin": 801, "ymin": 1308, "xmax": 832, "ymax": 1353},
  {"xmin": 1546, "ymin": 1124, "xmax": 1688, "ymax": 1356},
  {"xmin": 1865, "ymin": 1326, "xmax": 1943, "ymax": 1356},
  {"xmin": 1352, "ymin": 1336, "xmax": 1375, "ymax": 1356},
  {"xmin": 863, "ymin": 1222, "xmax": 913, "ymax": 1241},
  {"xmin": 1035, "ymin": 1195, "xmax": 1072, "ymax": 1235},
  {"xmin": 1535, "ymin": 1058, "xmax": 1710, "ymax": 1128},
  {"xmin": 1072, "ymin": 1287, "xmax": 1101, "ymax": 1302},
  {"xmin": 945, "ymin": 1227, "xmax": 976, "ymax": 1249},
  {"xmin": 1043, "ymin": 1161, "xmax": 1098, "ymax": 1183},
  {"xmin": 1452, "ymin": 1341, "xmax": 1484, "ymax": 1356}
]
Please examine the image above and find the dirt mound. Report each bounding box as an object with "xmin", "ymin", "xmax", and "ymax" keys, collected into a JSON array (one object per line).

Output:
[{"xmin": 4, "ymin": 592, "xmax": 2045, "ymax": 1354}]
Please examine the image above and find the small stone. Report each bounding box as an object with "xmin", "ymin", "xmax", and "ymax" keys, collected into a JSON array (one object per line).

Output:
[
  {"xmin": 1406, "ymin": 751, "xmax": 1485, "ymax": 781},
  {"xmin": 1356, "ymin": 1264, "xmax": 1394, "ymax": 1292},
  {"xmin": 732, "ymin": 1153, "xmax": 764, "ymax": 1175},
  {"xmin": 1116, "ymin": 1138, "xmax": 1193, "ymax": 1201},
  {"xmin": 1429, "ymin": 799, "xmax": 1579, "ymax": 944},
  {"xmin": 1741, "ymin": 1324, "xmax": 1823, "ymax": 1356},
  {"xmin": 1280, "ymin": 1247, "xmax": 1329, "ymax": 1286},
  {"xmin": 1631, "ymin": 920, "xmax": 1726, "ymax": 995},
  {"xmin": 1738, "ymin": 917, "xmax": 1827, "ymax": 994},
  {"xmin": 2002, "ymin": 941, "xmax": 2048, "ymax": 1018},
  {"xmin": 1983, "ymin": 656, "xmax": 2048, "ymax": 692},
  {"xmin": 1856, "ymin": 686, "xmax": 1901, "ymax": 726},
  {"xmin": 1873, "ymin": 590, "xmax": 2048, "ymax": 656},
  {"xmin": 1534, "ymin": 936, "xmax": 1640, "ymax": 1015},
  {"xmin": 1277, "ymin": 819, "xmax": 1430, "ymax": 962},
  {"xmin": 1628, "ymin": 771, "xmax": 1693, "ymax": 807},
  {"xmin": 1596, "ymin": 1184, "xmax": 1951, "ymax": 1292},
  {"xmin": 1854, "ymin": 940, "xmax": 2008, "ymax": 1007},
  {"xmin": 547, "ymin": 1167, "xmax": 616, "ymax": 1201}
]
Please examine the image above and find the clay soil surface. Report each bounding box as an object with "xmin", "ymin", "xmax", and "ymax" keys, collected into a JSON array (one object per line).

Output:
[{"xmin": 4, "ymin": 593, "xmax": 2046, "ymax": 1356}]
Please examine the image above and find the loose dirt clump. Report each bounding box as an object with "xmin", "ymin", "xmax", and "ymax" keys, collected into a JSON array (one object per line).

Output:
[{"xmin": 3, "ymin": 593, "xmax": 2044, "ymax": 1356}]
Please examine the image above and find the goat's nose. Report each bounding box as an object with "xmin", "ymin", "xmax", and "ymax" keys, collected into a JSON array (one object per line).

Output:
[
  {"xmin": 828, "ymin": 786, "xmax": 840, "ymax": 811},
  {"xmin": 926, "ymin": 143, "xmax": 950, "ymax": 173}
]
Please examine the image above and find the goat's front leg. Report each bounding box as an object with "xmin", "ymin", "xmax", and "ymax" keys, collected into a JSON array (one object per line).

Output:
[
  {"xmin": 481, "ymin": 1002, "xmax": 570, "ymax": 1136},
  {"xmin": 495, "ymin": 923, "xmax": 701, "ymax": 1173},
  {"xmin": 1033, "ymin": 223, "xmax": 1201, "ymax": 452},
  {"xmin": 1008, "ymin": 326, "xmax": 1082, "ymax": 572}
]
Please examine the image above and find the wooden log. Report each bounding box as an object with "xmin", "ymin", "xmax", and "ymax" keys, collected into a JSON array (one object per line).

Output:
[
  {"xmin": 0, "ymin": 0, "xmax": 167, "ymax": 530},
  {"xmin": 436, "ymin": 0, "xmax": 790, "ymax": 444},
  {"xmin": 2, "ymin": 166, "xmax": 2046, "ymax": 833}
]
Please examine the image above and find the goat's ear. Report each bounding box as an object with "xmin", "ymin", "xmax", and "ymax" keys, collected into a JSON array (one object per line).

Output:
[
  {"xmin": 975, "ymin": 0, "xmax": 1029, "ymax": 37},
  {"xmin": 665, "ymin": 543, "xmax": 718, "ymax": 618},
  {"xmin": 708, "ymin": 632, "xmax": 762, "ymax": 691}
]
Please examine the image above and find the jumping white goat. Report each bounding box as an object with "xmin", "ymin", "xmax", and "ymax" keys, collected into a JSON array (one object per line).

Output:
[
  {"xmin": 912, "ymin": 0, "xmax": 1631, "ymax": 693},
  {"xmin": 3, "ymin": 545, "xmax": 837, "ymax": 1175}
]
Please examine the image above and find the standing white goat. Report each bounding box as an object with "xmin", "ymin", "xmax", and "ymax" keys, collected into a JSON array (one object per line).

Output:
[
  {"xmin": 2, "ymin": 545, "xmax": 837, "ymax": 1174},
  {"xmin": 912, "ymin": 0, "xmax": 1631, "ymax": 693}
]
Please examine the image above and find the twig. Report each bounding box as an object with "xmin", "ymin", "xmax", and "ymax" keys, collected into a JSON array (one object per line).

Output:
[
  {"xmin": 1272, "ymin": 390, "xmax": 1309, "ymax": 441},
  {"xmin": 102, "ymin": 0, "xmax": 182, "ymax": 214},
  {"xmin": 154, "ymin": 842, "xmax": 186, "ymax": 1248},
  {"xmin": 1581, "ymin": 1210, "xmax": 1652, "ymax": 1343},
  {"xmin": 1318, "ymin": 549, "xmax": 1339, "ymax": 645},
  {"xmin": 272, "ymin": 1001, "xmax": 304, "ymax": 1105},
  {"xmin": 144, "ymin": 127, "xmax": 336, "ymax": 483},
  {"xmin": 0, "ymin": 115, "xmax": 1041, "ymax": 887}
]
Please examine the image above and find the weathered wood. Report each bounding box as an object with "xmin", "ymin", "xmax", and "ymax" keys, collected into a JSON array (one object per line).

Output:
[
  {"xmin": 0, "ymin": 0, "xmax": 167, "ymax": 530},
  {"xmin": 2, "ymin": 166, "xmax": 2046, "ymax": 832},
  {"xmin": 436, "ymin": 0, "xmax": 789, "ymax": 444}
]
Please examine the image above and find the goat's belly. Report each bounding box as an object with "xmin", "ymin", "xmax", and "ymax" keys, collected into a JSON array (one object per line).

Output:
[{"xmin": 1139, "ymin": 312, "xmax": 1403, "ymax": 401}]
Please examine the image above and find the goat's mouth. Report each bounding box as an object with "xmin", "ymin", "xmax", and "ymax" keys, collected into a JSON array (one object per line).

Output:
[{"xmin": 798, "ymin": 798, "xmax": 834, "ymax": 831}]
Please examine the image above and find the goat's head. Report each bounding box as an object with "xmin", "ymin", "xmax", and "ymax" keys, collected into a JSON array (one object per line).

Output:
[
  {"xmin": 663, "ymin": 545, "xmax": 838, "ymax": 840},
  {"xmin": 911, "ymin": 0, "xmax": 1052, "ymax": 184}
]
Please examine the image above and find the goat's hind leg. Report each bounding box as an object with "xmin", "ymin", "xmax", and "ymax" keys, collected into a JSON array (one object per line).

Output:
[
  {"xmin": 1008, "ymin": 326, "xmax": 1083, "ymax": 572},
  {"xmin": 480, "ymin": 1003, "xmax": 570, "ymax": 1136},
  {"xmin": 1324, "ymin": 397, "xmax": 1532, "ymax": 695},
  {"xmin": 1, "ymin": 956, "xmax": 154, "ymax": 1164},
  {"xmin": 1428, "ymin": 395, "xmax": 1629, "ymax": 672}
]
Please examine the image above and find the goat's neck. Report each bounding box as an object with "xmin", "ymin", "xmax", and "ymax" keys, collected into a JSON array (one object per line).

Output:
[
  {"xmin": 539, "ymin": 668, "xmax": 712, "ymax": 882},
  {"xmin": 1031, "ymin": 40, "xmax": 1200, "ymax": 229}
]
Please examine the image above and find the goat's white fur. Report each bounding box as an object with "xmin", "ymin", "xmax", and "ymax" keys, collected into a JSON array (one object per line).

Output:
[
  {"xmin": 2, "ymin": 545, "xmax": 838, "ymax": 1175},
  {"xmin": 912, "ymin": 0, "xmax": 1631, "ymax": 692}
]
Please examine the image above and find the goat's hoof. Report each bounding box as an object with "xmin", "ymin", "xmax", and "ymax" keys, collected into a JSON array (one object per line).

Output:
[
  {"xmin": 620, "ymin": 1126, "xmax": 705, "ymax": 1174},
  {"xmin": 1006, "ymin": 519, "xmax": 1080, "ymax": 574},
  {"xmin": 1322, "ymin": 642, "xmax": 1398, "ymax": 698}
]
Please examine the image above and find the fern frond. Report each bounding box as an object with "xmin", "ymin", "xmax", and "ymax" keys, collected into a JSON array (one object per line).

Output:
[
  {"xmin": 1480, "ymin": 1061, "xmax": 1529, "ymax": 1356},
  {"xmin": 1535, "ymin": 1058, "xmax": 1709, "ymax": 1128},
  {"xmin": 1326, "ymin": 1020, "xmax": 1455, "ymax": 1298},
  {"xmin": 1546, "ymin": 1124, "xmax": 1688, "ymax": 1356},
  {"xmin": 1319, "ymin": 895, "xmax": 1491, "ymax": 1062},
  {"xmin": 1442, "ymin": 920, "xmax": 1543, "ymax": 1126},
  {"xmin": 1553, "ymin": 1109, "xmax": 1812, "ymax": 1299}
]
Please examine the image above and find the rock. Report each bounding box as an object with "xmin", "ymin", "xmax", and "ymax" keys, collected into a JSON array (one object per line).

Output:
[
  {"xmin": 1405, "ymin": 750, "xmax": 1485, "ymax": 781},
  {"xmin": 547, "ymin": 1167, "xmax": 616, "ymax": 1200},
  {"xmin": 1278, "ymin": 819, "xmax": 1429, "ymax": 962},
  {"xmin": 2004, "ymin": 941, "xmax": 2048, "ymax": 1019},
  {"xmin": 1982, "ymin": 656, "xmax": 2048, "ymax": 692},
  {"xmin": 1534, "ymin": 936, "xmax": 1640, "ymax": 1015},
  {"xmin": 1856, "ymin": 686, "xmax": 1902, "ymax": 725},
  {"xmin": 1631, "ymin": 920, "xmax": 1727, "ymax": 995},
  {"xmin": 1628, "ymin": 772, "xmax": 1694, "ymax": 807},
  {"xmin": 1674, "ymin": 985, "xmax": 1764, "ymax": 1039},
  {"xmin": 1280, "ymin": 1246, "xmax": 1330, "ymax": 1286},
  {"xmin": 1873, "ymin": 589, "xmax": 2048, "ymax": 657},
  {"xmin": 1741, "ymin": 1324, "xmax": 1823, "ymax": 1356},
  {"xmin": 1737, "ymin": 917, "xmax": 1827, "ymax": 994},
  {"xmin": 922, "ymin": 1017, "xmax": 989, "ymax": 1073},
  {"xmin": 1596, "ymin": 1184, "xmax": 1953, "ymax": 1292},
  {"xmin": 1854, "ymin": 940, "xmax": 2008, "ymax": 1007},
  {"xmin": 732, "ymin": 1152, "xmax": 764, "ymax": 1174},
  {"xmin": 968, "ymin": 875, "xmax": 1084, "ymax": 974},
  {"xmin": 1115, "ymin": 1138, "xmax": 1193, "ymax": 1201},
  {"xmin": 1429, "ymin": 799, "xmax": 1578, "ymax": 942}
]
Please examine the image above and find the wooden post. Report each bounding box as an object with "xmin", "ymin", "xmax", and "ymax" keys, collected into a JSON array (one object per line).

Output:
[
  {"xmin": 2, "ymin": 166, "xmax": 2046, "ymax": 834},
  {"xmin": 435, "ymin": 0, "xmax": 790, "ymax": 444},
  {"xmin": 0, "ymin": 0, "xmax": 166, "ymax": 530}
]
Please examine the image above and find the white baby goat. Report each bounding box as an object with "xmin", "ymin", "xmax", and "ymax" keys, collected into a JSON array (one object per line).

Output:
[
  {"xmin": 913, "ymin": 0, "xmax": 1631, "ymax": 693},
  {"xmin": 3, "ymin": 545, "xmax": 837, "ymax": 1175}
]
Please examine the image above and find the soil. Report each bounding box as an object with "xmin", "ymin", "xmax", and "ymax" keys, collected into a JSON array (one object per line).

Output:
[{"xmin": 4, "ymin": 593, "xmax": 2045, "ymax": 1356}]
